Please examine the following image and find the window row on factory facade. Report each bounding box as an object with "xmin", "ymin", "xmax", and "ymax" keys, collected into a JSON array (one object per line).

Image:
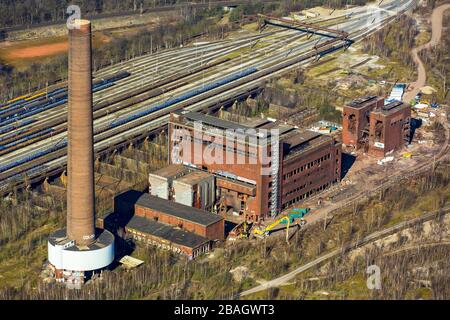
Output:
[
  {"xmin": 128, "ymin": 229, "xmax": 189, "ymax": 257},
  {"xmin": 173, "ymin": 125, "xmax": 268, "ymax": 159},
  {"xmin": 282, "ymin": 170, "xmax": 330, "ymax": 198},
  {"xmin": 179, "ymin": 135, "xmax": 260, "ymax": 159},
  {"xmin": 283, "ymin": 153, "xmax": 331, "ymax": 180},
  {"xmin": 281, "ymin": 182, "xmax": 330, "ymax": 209},
  {"xmin": 287, "ymin": 165, "xmax": 329, "ymax": 185},
  {"xmin": 283, "ymin": 183, "xmax": 307, "ymax": 197},
  {"xmin": 192, "ymin": 243, "xmax": 210, "ymax": 259}
]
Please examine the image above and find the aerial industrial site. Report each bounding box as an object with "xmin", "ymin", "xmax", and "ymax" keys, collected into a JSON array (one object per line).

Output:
[{"xmin": 0, "ymin": 0, "xmax": 449, "ymax": 306}]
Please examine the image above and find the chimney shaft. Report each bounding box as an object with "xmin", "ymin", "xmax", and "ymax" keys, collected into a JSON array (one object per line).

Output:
[{"xmin": 67, "ymin": 20, "xmax": 95, "ymax": 246}]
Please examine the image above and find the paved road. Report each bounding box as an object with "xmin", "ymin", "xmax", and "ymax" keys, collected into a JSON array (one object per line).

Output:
[
  {"xmin": 403, "ymin": 3, "xmax": 450, "ymax": 103},
  {"xmin": 239, "ymin": 205, "xmax": 450, "ymax": 297}
]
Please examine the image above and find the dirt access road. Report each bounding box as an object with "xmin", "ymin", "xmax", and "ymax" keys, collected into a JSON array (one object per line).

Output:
[
  {"xmin": 403, "ymin": 3, "xmax": 450, "ymax": 103},
  {"xmin": 237, "ymin": 104, "xmax": 450, "ymax": 298},
  {"xmin": 239, "ymin": 206, "xmax": 450, "ymax": 297}
]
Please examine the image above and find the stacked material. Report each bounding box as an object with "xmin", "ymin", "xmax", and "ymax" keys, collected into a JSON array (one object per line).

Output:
[
  {"xmin": 385, "ymin": 83, "xmax": 406, "ymax": 104},
  {"xmin": 377, "ymin": 156, "xmax": 394, "ymax": 165},
  {"xmin": 414, "ymin": 103, "xmax": 428, "ymax": 110}
]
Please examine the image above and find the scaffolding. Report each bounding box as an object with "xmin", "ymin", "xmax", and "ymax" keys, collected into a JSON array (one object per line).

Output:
[{"xmin": 270, "ymin": 135, "xmax": 280, "ymax": 218}]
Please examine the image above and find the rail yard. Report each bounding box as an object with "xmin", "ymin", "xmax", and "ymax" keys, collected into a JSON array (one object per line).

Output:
[
  {"xmin": 2, "ymin": 0, "xmax": 450, "ymax": 303},
  {"xmin": 0, "ymin": 0, "xmax": 417, "ymax": 195}
]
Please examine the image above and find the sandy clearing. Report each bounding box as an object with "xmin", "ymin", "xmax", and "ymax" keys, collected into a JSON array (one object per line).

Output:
[{"xmin": 8, "ymin": 42, "xmax": 68, "ymax": 59}]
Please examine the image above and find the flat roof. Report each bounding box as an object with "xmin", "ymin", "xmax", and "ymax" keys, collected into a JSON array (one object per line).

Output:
[
  {"xmin": 282, "ymin": 129, "xmax": 322, "ymax": 148},
  {"xmin": 127, "ymin": 215, "xmax": 209, "ymax": 249},
  {"xmin": 246, "ymin": 118, "xmax": 273, "ymax": 128},
  {"xmin": 282, "ymin": 130, "xmax": 333, "ymax": 160},
  {"xmin": 372, "ymin": 101, "xmax": 410, "ymax": 115},
  {"xmin": 136, "ymin": 193, "xmax": 223, "ymax": 226},
  {"xmin": 172, "ymin": 111, "xmax": 297, "ymax": 145},
  {"xmin": 174, "ymin": 170, "xmax": 213, "ymax": 185},
  {"xmin": 178, "ymin": 110, "xmax": 251, "ymax": 131},
  {"xmin": 119, "ymin": 255, "xmax": 144, "ymax": 269},
  {"xmin": 150, "ymin": 164, "xmax": 189, "ymax": 178},
  {"xmin": 347, "ymin": 96, "xmax": 379, "ymax": 109},
  {"xmin": 48, "ymin": 228, "xmax": 114, "ymax": 251},
  {"xmin": 260, "ymin": 122, "xmax": 296, "ymax": 136}
]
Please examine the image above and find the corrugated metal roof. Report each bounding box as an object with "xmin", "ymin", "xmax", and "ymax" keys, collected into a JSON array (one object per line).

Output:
[
  {"xmin": 174, "ymin": 171, "xmax": 213, "ymax": 185},
  {"xmin": 347, "ymin": 96, "xmax": 379, "ymax": 109},
  {"xmin": 150, "ymin": 164, "xmax": 189, "ymax": 178},
  {"xmin": 136, "ymin": 193, "xmax": 223, "ymax": 226},
  {"xmin": 126, "ymin": 215, "xmax": 209, "ymax": 248}
]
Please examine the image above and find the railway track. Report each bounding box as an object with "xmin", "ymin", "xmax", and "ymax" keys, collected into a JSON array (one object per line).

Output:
[
  {"xmin": 239, "ymin": 204, "xmax": 450, "ymax": 297},
  {"xmin": 0, "ymin": 0, "xmax": 417, "ymax": 194}
]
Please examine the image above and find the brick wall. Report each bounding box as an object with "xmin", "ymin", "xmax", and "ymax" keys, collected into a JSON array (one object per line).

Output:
[
  {"xmin": 135, "ymin": 205, "xmax": 224, "ymax": 240},
  {"xmin": 281, "ymin": 141, "xmax": 341, "ymax": 209}
]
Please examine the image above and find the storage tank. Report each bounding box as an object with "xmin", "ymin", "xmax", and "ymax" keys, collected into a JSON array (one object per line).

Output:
[
  {"xmin": 148, "ymin": 164, "xmax": 190, "ymax": 200},
  {"xmin": 173, "ymin": 171, "xmax": 215, "ymax": 211}
]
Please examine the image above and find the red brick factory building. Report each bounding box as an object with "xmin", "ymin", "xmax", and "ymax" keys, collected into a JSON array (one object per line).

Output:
[
  {"xmin": 342, "ymin": 96, "xmax": 411, "ymax": 156},
  {"xmin": 99, "ymin": 190, "xmax": 224, "ymax": 259},
  {"xmin": 168, "ymin": 111, "xmax": 342, "ymax": 221}
]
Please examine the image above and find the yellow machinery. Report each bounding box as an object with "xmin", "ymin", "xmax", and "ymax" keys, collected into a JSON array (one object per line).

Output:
[
  {"xmin": 402, "ymin": 152, "xmax": 412, "ymax": 159},
  {"xmin": 253, "ymin": 215, "xmax": 293, "ymax": 242},
  {"xmin": 252, "ymin": 209, "xmax": 309, "ymax": 242}
]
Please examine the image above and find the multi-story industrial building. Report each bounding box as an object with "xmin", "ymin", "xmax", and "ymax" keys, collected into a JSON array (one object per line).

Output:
[
  {"xmin": 342, "ymin": 96, "xmax": 411, "ymax": 156},
  {"xmin": 280, "ymin": 131, "xmax": 341, "ymax": 210},
  {"xmin": 168, "ymin": 111, "xmax": 341, "ymax": 221},
  {"xmin": 134, "ymin": 193, "xmax": 224, "ymax": 241},
  {"xmin": 368, "ymin": 101, "xmax": 411, "ymax": 157},
  {"xmin": 342, "ymin": 96, "xmax": 385, "ymax": 149}
]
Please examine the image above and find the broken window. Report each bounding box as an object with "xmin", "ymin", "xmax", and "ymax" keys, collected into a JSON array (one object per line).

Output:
[
  {"xmin": 375, "ymin": 120, "xmax": 383, "ymax": 140},
  {"xmin": 348, "ymin": 113, "xmax": 357, "ymax": 134}
]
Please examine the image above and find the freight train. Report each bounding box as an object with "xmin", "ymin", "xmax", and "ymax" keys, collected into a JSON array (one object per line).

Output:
[
  {"xmin": 0, "ymin": 71, "xmax": 130, "ymax": 125},
  {"xmin": 108, "ymin": 67, "xmax": 258, "ymax": 129},
  {"xmin": 0, "ymin": 60, "xmax": 228, "ymax": 153}
]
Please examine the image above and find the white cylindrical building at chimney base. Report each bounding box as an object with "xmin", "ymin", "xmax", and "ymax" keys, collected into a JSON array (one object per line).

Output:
[{"xmin": 46, "ymin": 19, "xmax": 115, "ymax": 287}]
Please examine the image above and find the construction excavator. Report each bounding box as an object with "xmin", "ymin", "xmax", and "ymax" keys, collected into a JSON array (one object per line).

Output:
[{"xmin": 252, "ymin": 208, "xmax": 310, "ymax": 242}]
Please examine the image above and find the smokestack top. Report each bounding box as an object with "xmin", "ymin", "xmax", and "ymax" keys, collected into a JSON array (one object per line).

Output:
[
  {"xmin": 70, "ymin": 19, "xmax": 91, "ymax": 32},
  {"xmin": 73, "ymin": 19, "xmax": 90, "ymax": 24}
]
